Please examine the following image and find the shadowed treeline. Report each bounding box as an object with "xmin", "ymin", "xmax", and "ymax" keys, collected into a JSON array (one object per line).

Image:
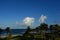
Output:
[{"xmin": 0, "ymin": 23, "xmax": 60, "ymax": 40}]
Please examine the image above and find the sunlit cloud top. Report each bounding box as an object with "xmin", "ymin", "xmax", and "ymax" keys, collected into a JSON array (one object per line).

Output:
[
  {"xmin": 22, "ymin": 17, "xmax": 34, "ymax": 26},
  {"xmin": 39, "ymin": 14, "xmax": 47, "ymax": 23}
]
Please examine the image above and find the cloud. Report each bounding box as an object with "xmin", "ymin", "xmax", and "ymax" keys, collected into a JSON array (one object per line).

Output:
[
  {"xmin": 39, "ymin": 14, "xmax": 47, "ymax": 23},
  {"xmin": 22, "ymin": 17, "xmax": 34, "ymax": 26},
  {"xmin": 15, "ymin": 21, "xmax": 18, "ymax": 25}
]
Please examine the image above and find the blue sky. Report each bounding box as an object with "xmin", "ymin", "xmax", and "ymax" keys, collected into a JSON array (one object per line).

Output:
[{"xmin": 0, "ymin": 0, "xmax": 60, "ymax": 29}]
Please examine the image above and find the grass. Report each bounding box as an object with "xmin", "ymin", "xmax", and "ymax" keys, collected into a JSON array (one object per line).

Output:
[{"xmin": 0, "ymin": 32, "xmax": 60, "ymax": 40}]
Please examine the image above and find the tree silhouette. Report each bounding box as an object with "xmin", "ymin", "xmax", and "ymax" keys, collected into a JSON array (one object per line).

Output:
[
  {"xmin": 54, "ymin": 24, "xmax": 60, "ymax": 37},
  {"xmin": 0, "ymin": 28, "xmax": 2, "ymax": 40},
  {"xmin": 27, "ymin": 26, "xmax": 31, "ymax": 32},
  {"xmin": 50, "ymin": 25, "xmax": 55, "ymax": 33},
  {"xmin": 5, "ymin": 27, "xmax": 12, "ymax": 40},
  {"xmin": 54, "ymin": 24, "xmax": 60, "ymax": 32},
  {"xmin": 36, "ymin": 27, "xmax": 39, "ymax": 32},
  {"xmin": 0, "ymin": 28, "xmax": 2, "ymax": 38},
  {"xmin": 22, "ymin": 26, "xmax": 34, "ymax": 40},
  {"xmin": 40, "ymin": 23, "xmax": 48, "ymax": 31},
  {"xmin": 6, "ymin": 27, "xmax": 11, "ymax": 34},
  {"xmin": 23, "ymin": 26, "xmax": 31, "ymax": 35}
]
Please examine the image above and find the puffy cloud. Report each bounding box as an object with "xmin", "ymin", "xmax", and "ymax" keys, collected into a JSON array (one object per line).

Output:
[
  {"xmin": 22, "ymin": 17, "xmax": 34, "ymax": 26},
  {"xmin": 39, "ymin": 14, "xmax": 47, "ymax": 23}
]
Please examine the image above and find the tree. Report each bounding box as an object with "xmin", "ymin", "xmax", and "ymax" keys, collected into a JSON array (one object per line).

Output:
[
  {"xmin": 35, "ymin": 27, "xmax": 39, "ymax": 32},
  {"xmin": 50, "ymin": 25, "xmax": 55, "ymax": 31},
  {"xmin": 23, "ymin": 26, "xmax": 31, "ymax": 35},
  {"xmin": 0, "ymin": 28, "xmax": 2, "ymax": 38},
  {"xmin": 54, "ymin": 24, "xmax": 60, "ymax": 37},
  {"xmin": 27, "ymin": 26, "xmax": 31, "ymax": 32},
  {"xmin": 40, "ymin": 23, "xmax": 48, "ymax": 31},
  {"xmin": 50, "ymin": 24, "xmax": 60, "ymax": 38},
  {"xmin": 54, "ymin": 24, "xmax": 60, "ymax": 32},
  {"xmin": 5, "ymin": 27, "xmax": 12, "ymax": 40},
  {"xmin": 23, "ymin": 26, "xmax": 34, "ymax": 40},
  {"xmin": 6, "ymin": 27, "xmax": 11, "ymax": 34}
]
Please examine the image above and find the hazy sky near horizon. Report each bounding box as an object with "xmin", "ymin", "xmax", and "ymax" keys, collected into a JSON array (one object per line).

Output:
[{"xmin": 0, "ymin": 0, "xmax": 60, "ymax": 29}]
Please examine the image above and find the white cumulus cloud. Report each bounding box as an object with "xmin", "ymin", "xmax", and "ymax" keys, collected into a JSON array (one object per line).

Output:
[
  {"xmin": 22, "ymin": 17, "xmax": 34, "ymax": 26},
  {"xmin": 39, "ymin": 14, "xmax": 47, "ymax": 23}
]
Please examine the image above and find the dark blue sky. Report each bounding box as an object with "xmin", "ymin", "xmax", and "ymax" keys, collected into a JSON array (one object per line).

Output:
[{"xmin": 0, "ymin": 0, "xmax": 60, "ymax": 29}]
